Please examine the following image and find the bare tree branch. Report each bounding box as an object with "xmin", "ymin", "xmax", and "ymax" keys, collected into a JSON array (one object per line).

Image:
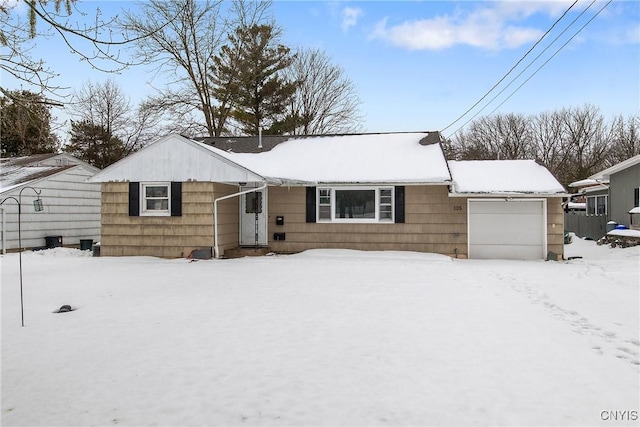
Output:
[
  {"xmin": 122, "ymin": 0, "xmax": 272, "ymax": 137},
  {"xmin": 285, "ymin": 47, "xmax": 363, "ymax": 135},
  {"xmin": 1, "ymin": 0, "xmax": 178, "ymax": 98}
]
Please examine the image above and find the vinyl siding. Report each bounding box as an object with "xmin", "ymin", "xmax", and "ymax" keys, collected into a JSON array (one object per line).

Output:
[
  {"xmin": 609, "ymin": 164, "xmax": 640, "ymax": 226},
  {"xmin": 0, "ymin": 167, "xmax": 101, "ymax": 251}
]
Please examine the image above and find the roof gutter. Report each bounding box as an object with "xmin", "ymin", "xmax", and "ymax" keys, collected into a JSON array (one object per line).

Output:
[
  {"xmin": 213, "ymin": 183, "xmax": 268, "ymax": 259},
  {"xmin": 448, "ymin": 192, "xmax": 569, "ymax": 198}
]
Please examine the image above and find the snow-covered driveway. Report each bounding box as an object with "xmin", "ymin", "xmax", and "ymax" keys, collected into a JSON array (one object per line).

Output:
[{"xmin": 2, "ymin": 238, "xmax": 638, "ymax": 426}]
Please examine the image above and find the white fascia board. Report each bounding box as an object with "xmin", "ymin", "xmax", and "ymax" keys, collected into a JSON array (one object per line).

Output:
[{"xmin": 449, "ymin": 192, "xmax": 568, "ymax": 198}]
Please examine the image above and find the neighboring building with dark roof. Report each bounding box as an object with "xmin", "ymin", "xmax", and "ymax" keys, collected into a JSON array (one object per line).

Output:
[{"xmin": 0, "ymin": 154, "xmax": 102, "ymax": 252}]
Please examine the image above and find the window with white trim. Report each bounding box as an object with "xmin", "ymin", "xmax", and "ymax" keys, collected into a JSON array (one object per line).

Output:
[
  {"xmin": 141, "ymin": 183, "xmax": 170, "ymax": 216},
  {"xmin": 586, "ymin": 195, "xmax": 607, "ymax": 216},
  {"xmin": 317, "ymin": 187, "xmax": 394, "ymax": 222},
  {"xmin": 318, "ymin": 188, "xmax": 331, "ymax": 220}
]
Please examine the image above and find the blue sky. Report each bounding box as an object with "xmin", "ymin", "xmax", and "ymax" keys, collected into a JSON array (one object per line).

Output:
[{"xmin": 3, "ymin": 0, "xmax": 639, "ymax": 140}]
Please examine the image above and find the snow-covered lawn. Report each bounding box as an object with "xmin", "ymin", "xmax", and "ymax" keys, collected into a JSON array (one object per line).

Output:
[{"xmin": 1, "ymin": 238, "xmax": 638, "ymax": 426}]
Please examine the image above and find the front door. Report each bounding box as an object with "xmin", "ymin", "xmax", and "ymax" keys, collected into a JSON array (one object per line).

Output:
[{"xmin": 239, "ymin": 185, "xmax": 267, "ymax": 246}]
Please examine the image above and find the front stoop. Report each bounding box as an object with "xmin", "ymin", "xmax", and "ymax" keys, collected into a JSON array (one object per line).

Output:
[{"xmin": 224, "ymin": 246, "xmax": 271, "ymax": 259}]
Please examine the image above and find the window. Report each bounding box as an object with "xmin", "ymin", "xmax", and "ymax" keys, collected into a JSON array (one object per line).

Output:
[
  {"xmin": 586, "ymin": 195, "xmax": 607, "ymax": 216},
  {"xmin": 318, "ymin": 188, "xmax": 331, "ymax": 220},
  {"xmin": 317, "ymin": 187, "xmax": 394, "ymax": 222},
  {"xmin": 129, "ymin": 182, "xmax": 181, "ymax": 217},
  {"xmin": 142, "ymin": 183, "xmax": 170, "ymax": 215},
  {"xmin": 245, "ymin": 192, "xmax": 262, "ymax": 213},
  {"xmin": 379, "ymin": 188, "xmax": 393, "ymax": 220}
]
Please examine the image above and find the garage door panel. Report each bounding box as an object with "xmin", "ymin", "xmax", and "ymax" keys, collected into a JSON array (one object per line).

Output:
[
  {"xmin": 468, "ymin": 200, "xmax": 546, "ymax": 260},
  {"xmin": 471, "ymin": 201, "xmax": 542, "ymax": 215},
  {"xmin": 470, "ymin": 223, "xmax": 543, "ymax": 245},
  {"xmin": 469, "ymin": 244, "xmax": 544, "ymax": 260},
  {"xmin": 470, "ymin": 214, "xmax": 543, "ymax": 245}
]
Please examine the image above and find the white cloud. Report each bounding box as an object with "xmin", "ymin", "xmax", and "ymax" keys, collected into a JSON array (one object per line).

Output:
[
  {"xmin": 370, "ymin": 1, "xmax": 570, "ymax": 51},
  {"xmin": 341, "ymin": 7, "xmax": 363, "ymax": 33}
]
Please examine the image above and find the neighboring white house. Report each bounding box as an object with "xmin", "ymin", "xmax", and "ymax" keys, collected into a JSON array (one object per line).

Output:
[{"xmin": 0, "ymin": 153, "xmax": 101, "ymax": 252}]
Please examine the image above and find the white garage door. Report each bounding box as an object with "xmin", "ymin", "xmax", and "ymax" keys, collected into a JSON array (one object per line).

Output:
[{"xmin": 468, "ymin": 199, "xmax": 546, "ymax": 260}]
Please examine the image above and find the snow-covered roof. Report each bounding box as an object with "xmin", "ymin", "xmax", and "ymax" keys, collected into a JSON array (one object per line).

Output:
[
  {"xmin": 201, "ymin": 132, "xmax": 451, "ymax": 184},
  {"xmin": 89, "ymin": 133, "xmax": 567, "ymax": 196},
  {"xmin": 568, "ymin": 178, "xmax": 609, "ymax": 188},
  {"xmin": 90, "ymin": 132, "xmax": 452, "ymax": 185},
  {"xmin": 448, "ymin": 160, "xmax": 566, "ymax": 196},
  {"xmin": 1, "ymin": 154, "xmax": 99, "ymax": 194}
]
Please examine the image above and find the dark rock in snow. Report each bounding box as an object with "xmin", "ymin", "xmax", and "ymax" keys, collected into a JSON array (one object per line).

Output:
[{"xmin": 57, "ymin": 305, "xmax": 72, "ymax": 313}]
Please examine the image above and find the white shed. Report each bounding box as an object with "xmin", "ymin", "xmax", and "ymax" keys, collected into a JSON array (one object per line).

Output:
[{"xmin": 0, "ymin": 154, "xmax": 102, "ymax": 252}]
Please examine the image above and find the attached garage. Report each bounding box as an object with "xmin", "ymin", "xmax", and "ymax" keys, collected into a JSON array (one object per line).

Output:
[
  {"xmin": 468, "ymin": 199, "xmax": 546, "ymax": 260},
  {"xmin": 448, "ymin": 160, "xmax": 567, "ymax": 260}
]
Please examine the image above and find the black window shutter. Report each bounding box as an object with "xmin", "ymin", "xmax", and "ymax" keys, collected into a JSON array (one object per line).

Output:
[
  {"xmin": 395, "ymin": 186, "xmax": 405, "ymax": 223},
  {"xmin": 129, "ymin": 182, "xmax": 140, "ymax": 216},
  {"xmin": 306, "ymin": 187, "xmax": 316, "ymax": 223},
  {"xmin": 635, "ymin": 188, "xmax": 639, "ymax": 208},
  {"xmin": 171, "ymin": 182, "xmax": 182, "ymax": 217}
]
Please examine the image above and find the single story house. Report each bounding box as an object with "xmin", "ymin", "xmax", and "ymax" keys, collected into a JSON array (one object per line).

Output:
[
  {"xmin": 88, "ymin": 132, "xmax": 566, "ymax": 260},
  {"xmin": 0, "ymin": 153, "xmax": 102, "ymax": 252},
  {"xmin": 566, "ymin": 155, "xmax": 640, "ymax": 239}
]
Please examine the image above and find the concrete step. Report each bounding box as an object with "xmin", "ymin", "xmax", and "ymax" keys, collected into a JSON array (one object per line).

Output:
[{"xmin": 224, "ymin": 246, "xmax": 271, "ymax": 259}]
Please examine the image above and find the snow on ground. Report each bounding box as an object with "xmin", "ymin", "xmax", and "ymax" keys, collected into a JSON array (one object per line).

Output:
[{"xmin": 1, "ymin": 240, "xmax": 638, "ymax": 427}]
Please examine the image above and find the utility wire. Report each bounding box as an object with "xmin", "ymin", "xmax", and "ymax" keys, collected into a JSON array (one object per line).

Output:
[
  {"xmin": 484, "ymin": 0, "xmax": 612, "ymax": 118},
  {"xmin": 446, "ymin": 0, "xmax": 598, "ymax": 137},
  {"xmin": 440, "ymin": 0, "xmax": 579, "ymax": 134}
]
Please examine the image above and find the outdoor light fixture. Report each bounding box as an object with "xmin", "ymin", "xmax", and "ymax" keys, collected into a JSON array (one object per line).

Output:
[
  {"xmin": 33, "ymin": 198, "xmax": 44, "ymax": 212},
  {"xmin": 0, "ymin": 186, "xmax": 44, "ymax": 327}
]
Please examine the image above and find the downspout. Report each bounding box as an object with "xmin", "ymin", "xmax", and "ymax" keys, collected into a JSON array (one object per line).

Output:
[
  {"xmin": 1, "ymin": 207, "xmax": 5, "ymax": 255},
  {"xmin": 213, "ymin": 183, "xmax": 268, "ymax": 259}
]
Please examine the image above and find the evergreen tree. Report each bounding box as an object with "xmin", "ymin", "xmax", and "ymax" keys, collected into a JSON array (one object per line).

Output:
[
  {"xmin": 0, "ymin": 89, "xmax": 60, "ymax": 156},
  {"xmin": 64, "ymin": 120, "xmax": 126, "ymax": 169},
  {"xmin": 212, "ymin": 24, "xmax": 297, "ymax": 135}
]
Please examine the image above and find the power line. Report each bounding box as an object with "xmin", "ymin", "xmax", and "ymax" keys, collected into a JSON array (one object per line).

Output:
[
  {"xmin": 440, "ymin": 0, "xmax": 579, "ymax": 134},
  {"xmin": 484, "ymin": 0, "xmax": 612, "ymax": 118},
  {"xmin": 446, "ymin": 0, "xmax": 599, "ymax": 137}
]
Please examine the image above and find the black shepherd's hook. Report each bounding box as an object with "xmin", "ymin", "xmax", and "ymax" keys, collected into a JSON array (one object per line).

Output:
[{"xmin": 1, "ymin": 186, "xmax": 44, "ymax": 327}]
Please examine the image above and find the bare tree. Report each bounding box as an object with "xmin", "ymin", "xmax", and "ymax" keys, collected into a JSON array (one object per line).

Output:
[
  {"xmin": 284, "ymin": 47, "xmax": 362, "ymax": 135},
  {"xmin": 1, "ymin": 0, "xmax": 145, "ymax": 97},
  {"xmin": 560, "ymin": 104, "xmax": 609, "ymax": 183},
  {"xmin": 531, "ymin": 110, "xmax": 573, "ymax": 185},
  {"xmin": 123, "ymin": 0, "xmax": 271, "ymax": 137},
  {"xmin": 453, "ymin": 113, "xmax": 533, "ymax": 160},
  {"xmin": 451, "ymin": 104, "xmax": 622, "ymax": 188},
  {"xmin": 606, "ymin": 114, "xmax": 640, "ymax": 166},
  {"xmin": 68, "ymin": 79, "xmax": 158, "ymax": 158}
]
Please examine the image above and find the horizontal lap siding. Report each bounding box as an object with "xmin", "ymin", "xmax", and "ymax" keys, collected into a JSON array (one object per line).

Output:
[
  {"xmin": 268, "ymin": 186, "xmax": 469, "ymax": 258},
  {"xmin": 100, "ymin": 182, "xmax": 238, "ymax": 258},
  {"xmin": 1, "ymin": 168, "xmax": 101, "ymax": 250}
]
